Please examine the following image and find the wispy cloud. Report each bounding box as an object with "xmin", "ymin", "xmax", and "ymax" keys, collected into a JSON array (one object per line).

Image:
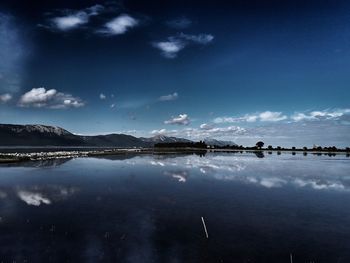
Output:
[
  {"xmin": 97, "ymin": 14, "xmax": 138, "ymax": 36},
  {"xmin": 46, "ymin": 4, "xmax": 104, "ymax": 31},
  {"xmin": 18, "ymin": 87, "xmax": 84, "ymax": 109},
  {"xmin": 158, "ymin": 92, "xmax": 178, "ymax": 101},
  {"xmin": 259, "ymin": 111, "xmax": 287, "ymax": 122},
  {"xmin": 214, "ymin": 111, "xmax": 287, "ymax": 123},
  {"xmin": 214, "ymin": 115, "xmax": 257, "ymax": 123},
  {"xmin": 152, "ymin": 39, "xmax": 185, "ymax": 58},
  {"xmin": 199, "ymin": 123, "xmax": 213, "ymax": 129},
  {"xmin": 99, "ymin": 93, "xmax": 106, "ymax": 100},
  {"xmin": 0, "ymin": 93, "xmax": 12, "ymax": 103},
  {"xmin": 151, "ymin": 125, "xmax": 246, "ymax": 139},
  {"xmin": 151, "ymin": 128, "xmax": 169, "ymax": 135},
  {"xmin": 51, "ymin": 12, "xmax": 89, "ymax": 31},
  {"xmin": 179, "ymin": 33, "xmax": 214, "ymax": 44},
  {"xmin": 164, "ymin": 114, "xmax": 190, "ymax": 125},
  {"xmin": 152, "ymin": 33, "xmax": 214, "ymax": 58},
  {"xmin": 291, "ymin": 109, "xmax": 350, "ymax": 122},
  {"xmin": 166, "ymin": 17, "xmax": 192, "ymax": 29},
  {"xmin": 214, "ymin": 109, "xmax": 350, "ymax": 125}
]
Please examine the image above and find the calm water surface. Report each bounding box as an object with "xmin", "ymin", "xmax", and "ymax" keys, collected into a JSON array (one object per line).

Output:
[{"xmin": 0, "ymin": 152, "xmax": 350, "ymax": 262}]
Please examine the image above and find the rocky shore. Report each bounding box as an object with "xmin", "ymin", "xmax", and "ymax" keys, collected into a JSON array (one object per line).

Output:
[{"xmin": 0, "ymin": 148, "xmax": 148, "ymax": 163}]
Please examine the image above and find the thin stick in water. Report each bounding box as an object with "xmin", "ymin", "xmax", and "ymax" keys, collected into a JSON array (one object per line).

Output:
[{"xmin": 201, "ymin": 216, "xmax": 209, "ymax": 239}]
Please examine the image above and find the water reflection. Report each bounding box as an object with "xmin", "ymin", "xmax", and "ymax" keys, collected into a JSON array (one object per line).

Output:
[
  {"xmin": 148, "ymin": 153, "xmax": 350, "ymax": 191},
  {"xmin": 0, "ymin": 158, "xmax": 72, "ymax": 168},
  {"xmin": 163, "ymin": 171, "xmax": 189, "ymax": 183},
  {"xmin": 0, "ymin": 153, "xmax": 349, "ymax": 262},
  {"xmin": 0, "ymin": 185, "xmax": 79, "ymax": 207},
  {"xmin": 17, "ymin": 190, "xmax": 52, "ymax": 206}
]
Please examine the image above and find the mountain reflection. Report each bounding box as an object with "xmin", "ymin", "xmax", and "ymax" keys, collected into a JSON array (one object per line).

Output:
[{"xmin": 0, "ymin": 158, "xmax": 72, "ymax": 168}]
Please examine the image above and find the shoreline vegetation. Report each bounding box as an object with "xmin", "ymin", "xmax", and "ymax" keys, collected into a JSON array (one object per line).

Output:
[{"xmin": 1, "ymin": 141, "xmax": 349, "ymax": 163}]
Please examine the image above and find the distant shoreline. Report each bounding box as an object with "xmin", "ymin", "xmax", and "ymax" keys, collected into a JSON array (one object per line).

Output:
[{"xmin": 0, "ymin": 147, "xmax": 349, "ymax": 164}]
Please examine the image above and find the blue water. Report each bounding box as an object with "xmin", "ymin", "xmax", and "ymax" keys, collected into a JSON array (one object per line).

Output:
[{"xmin": 0, "ymin": 152, "xmax": 350, "ymax": 262}]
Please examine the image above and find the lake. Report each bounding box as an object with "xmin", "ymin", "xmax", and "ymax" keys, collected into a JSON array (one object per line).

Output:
[{"xmin": 0, "ymin": 152, "xmax": 350, "ymax": 262}]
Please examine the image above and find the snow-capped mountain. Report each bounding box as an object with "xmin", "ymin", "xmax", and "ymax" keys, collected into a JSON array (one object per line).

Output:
[
  {"xmin": 7, "ymin": 124, "xmax": 71, "ymax": 136},
  {"xmin": 0, "ymin": 124, "xmax": 190, "ymax": 147},
  {"xmin": 140, "ymin": 135, "xmax": 191, "ymax": 144},
  {"xmin": 0, "ymin": 123, "xmax": 239, "ymax": 148},
  {"xmin": 0, "ymin": 124, "xmax": 84, "ymax": 146}
]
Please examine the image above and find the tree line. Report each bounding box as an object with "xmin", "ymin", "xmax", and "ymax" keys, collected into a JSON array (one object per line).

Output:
[{"xmin": 154, "ymin": 140, "xmax": 350, "ymax": 152}]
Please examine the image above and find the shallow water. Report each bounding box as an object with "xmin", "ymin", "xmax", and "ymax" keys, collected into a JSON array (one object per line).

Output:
[{"xmin": 0, "ymin": 152, "xmax": 350, "ymax": 262}]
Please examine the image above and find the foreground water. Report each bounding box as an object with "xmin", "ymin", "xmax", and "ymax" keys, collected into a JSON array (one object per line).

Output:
[{"xmin": 0, "ymin": 152, "xmax": 349, "ymax": 262}]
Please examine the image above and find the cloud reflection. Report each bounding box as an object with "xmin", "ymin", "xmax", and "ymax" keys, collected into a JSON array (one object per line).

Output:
[
  {"xmin": 16, "ymin": 185, "xmax": 78, "ymax": 206},
  {"xmin": 163, "ymin": 171, "xmax": 188, "ymax": 183},
  {"xmin": 149, "ymin": 154, "xmax": 350, "ymax": 191},
  {"xmin": 17, "ymin": 191, "xmax": 51, "ymax": 206}
]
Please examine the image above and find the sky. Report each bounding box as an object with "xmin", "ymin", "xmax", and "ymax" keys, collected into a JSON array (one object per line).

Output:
[{"xmin": 0, "ymin": 0, "xmax": 350, "ymax": 147}]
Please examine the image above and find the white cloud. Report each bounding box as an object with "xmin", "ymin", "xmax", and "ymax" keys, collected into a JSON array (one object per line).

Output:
[
  {"xmin": 98, "ymin": 14, "xmax": 138, "ymax": 35},
  {"xmin": 214, "ymin": 111, "xmax": 286, "ymax": 123},
  {"xmin": 151, "ymin": 128, "xmax": 168, "ymax": 135},
  {"xmin": 150, "ymin": 125, "xmax": 246, "ymax": 140},
  {"xmin": 85, "ymin": 4, "xmax": 104, "ymax": 16},
  {"xmin": 0, "ymin": 93, "xmax": 12, "ymax": 103},
  {"xmin": 18, "ymin": 87, "xmax": 84, "ymax": 109},
  {"xmin": 259, "ymin": 111, "xmax": 287, "ymax": 122},
  {"xmin": 291, "ymin": 113, "xmax": 314, "ymax": 122},
  {"xmin": 179, "ymin": 33, "xmax": 214, "ymax": 44},
  {"xmin": 190, "ymin": 126, "xmax": 246, "ymax": 138},
  {"xmin": 291, "ymin": 109, "xmax": 350, "ymax": 122},
  {"xmin": 110, "ymin": 103, "xmax": 116, "ymax": 108},
  {"xmin": 20, "ymin": 88, "xmax": 56, "ymax": 105},
  {"xmin": 152, "ymin": 39, "xmax": 185, "ymax": 58},
  {"xmin": 166, "ymin": 17, "xmax": 192, "ymax": 29},
  {"xmin": 152, "ymin": 33, "xmax": 214, "ymax": 58},
  {"xmin": 200, "ymin": 123, "xmax": 212, "ymax": 129},
  {"xmin": 214, "ymin": 109, "xmax": 350, "ymax": 125},
  {"xmin": 99, "ymin": 93, "xmax": 106, "ymax": 100},
  {"xmin": 49, "ymin": 5, "xmax": 104, "ymax": 31},
  {"xmin": 214, "ymin": 114, "xmax": 258, "ymax": 123},
  {"xmin": 164, "ymin": 114, "xmax": 190, "ymax": 125},
  {"xmin": 159, "ymin": 92, "xmax": 178, "ymax": 101},
  {"xmin": 52, "ymin": 12, "xmax": 89, "ymax": 31}
]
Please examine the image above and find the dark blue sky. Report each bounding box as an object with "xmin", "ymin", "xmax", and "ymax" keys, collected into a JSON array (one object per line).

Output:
[{"xmin": 0, "ymin": 0, "xmax": 349, "ymax": 147}]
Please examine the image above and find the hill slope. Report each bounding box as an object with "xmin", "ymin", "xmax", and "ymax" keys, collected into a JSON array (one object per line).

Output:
[{"xmin": 0, "ymin": 124, "xmax": 194, "ymax": 147}]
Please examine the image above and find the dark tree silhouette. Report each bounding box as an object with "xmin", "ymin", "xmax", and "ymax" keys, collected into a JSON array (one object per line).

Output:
[
  {"xmin": 154, "ymin": 141, "xmax": 207, "ymax": 149},
  {"xmin": 256, "ymin": 141, "xmax": 264, "ymax": 149},
  {"xmin": 254, "ymin": 151, "xmax": 265, "ymax": 158}
]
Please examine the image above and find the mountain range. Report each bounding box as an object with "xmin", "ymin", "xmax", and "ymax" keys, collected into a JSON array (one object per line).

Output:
[{"xmin": 0, "ymin": 124, "xmax": 236, "ymax": 148}]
